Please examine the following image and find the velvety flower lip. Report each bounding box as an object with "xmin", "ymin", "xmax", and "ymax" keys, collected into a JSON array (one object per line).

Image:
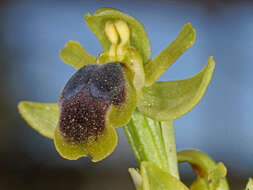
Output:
[
  {"xmin": 18, "ymin": 8, "xmax": 215, "ymax": 162},
  {"xmin": 53, "ymin": 60, "xmax": 136, "ymax": 161},
  {"xmin": 60, "ymin": 64, "xmax": 98, "ymax": 100},
  {"xmin": 59, "ymin": 88, "xmax": 110, "ymax": 143},
  {"xmin": 60, "ymin": 63, "xmax": 125, "ymax": 102},
  {"xmin": 58, "ymin": 62, "xmax": 126, "ymax": 143}
]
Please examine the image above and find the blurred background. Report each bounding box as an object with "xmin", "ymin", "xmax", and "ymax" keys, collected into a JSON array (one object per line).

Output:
[{"xmin": 0, "ymin": 0, "xmax": 253, "ymax": 189}]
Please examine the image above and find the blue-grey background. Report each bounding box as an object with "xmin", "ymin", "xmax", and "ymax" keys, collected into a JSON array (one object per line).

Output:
[{"xmin": 0, "ymin": 0, "xmax": 252, "ymax": 189}]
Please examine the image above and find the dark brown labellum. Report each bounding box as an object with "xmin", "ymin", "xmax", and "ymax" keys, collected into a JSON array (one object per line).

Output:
[{"xmin": 59, "ymin": 62, "xmax": 126, "ymax": 143}]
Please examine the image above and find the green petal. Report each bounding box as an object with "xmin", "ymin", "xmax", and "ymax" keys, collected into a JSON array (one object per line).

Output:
[
  {"xmin": 178, "ymin": 150, "xmax": 229, "ymax": 190},
  {"xmin": 141, "ymin": 162, "xmax": 189, "ymax": 190},
  {"xmin": 137, "ymin": 56, "xmax": 215, "ymax": 121},
  {"xmin": 106, "ymin": 65, "xmax": 137, "ymax": 128},
  {"xmin": 60, "ymin": 41, "xmax": 96, "ymax": 69},
  {"xmin": 144, "ymin": 23, "xmax": 196, "ymax": 86},
  {"xmin": 18, "ymin": 101, "xmax": 58, "ymax": 139},
  {"xmin": 245, "ymin": 178, "xmax": 253, "ymax": 190},
  {"xmin": 54, "ymin": 124, "xmax": 117, "ymax": 162},
  {"xmin": 85, "ymin": 8, "xmax": 151, "ymax": 64}
]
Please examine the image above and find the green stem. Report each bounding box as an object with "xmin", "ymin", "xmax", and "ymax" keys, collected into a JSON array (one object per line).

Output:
[
  {"xmin": 123, "ymin": 110, "xmax": 179, "ymax": 179},
  {"xmin": 161, "ymin": 121, "xmax": 179, "ymax": 179}
]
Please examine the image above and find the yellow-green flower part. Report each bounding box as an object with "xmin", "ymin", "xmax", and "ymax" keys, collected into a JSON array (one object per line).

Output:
[
  {"xmin": 178, "ymin": 150, "xmax": 229, "ymax": 190},
  {"xmin": 18, "ymin": 8, "xmax": 215, "ymax": 162},
  {"xmin": 128, "ymin": 150, "xmax": 230, "ymax": 190},
  {"xmin": 129, "ymin": 161, "xmax": 189, "ymax": 190}
]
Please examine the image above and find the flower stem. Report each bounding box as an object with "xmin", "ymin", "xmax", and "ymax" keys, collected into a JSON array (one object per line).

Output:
[
  {"xmin": 123, "ymin": 110, "xmax": 179, "ymax": 179},
  {"xmin": 161, "ymin": 121, "xmax": 179, "ymax": 179}
]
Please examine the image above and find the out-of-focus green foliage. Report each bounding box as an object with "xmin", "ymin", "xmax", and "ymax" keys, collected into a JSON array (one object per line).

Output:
[
  {"xmin": 129, "ymin": 168, "xmax": 143, "ymax": 190},
  {"xmin": 245, "ymin": 178, "xmax": 253, "ymax": 190},
  {"xmin": 141, "ymin": 162, "xmax": 188, "ymax": 190},
  {"xmin": 129, "ymin": 162, "xmax": 189, "ymax": 190},
  {"xmin": 178, "ymin": 150, "xmax": 229, "ymax": 190}
]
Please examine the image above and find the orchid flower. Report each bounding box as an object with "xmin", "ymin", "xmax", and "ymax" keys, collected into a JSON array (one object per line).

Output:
[{"xmin": 18, "ymin": 8, "xmax": 214, "ymax": 162}]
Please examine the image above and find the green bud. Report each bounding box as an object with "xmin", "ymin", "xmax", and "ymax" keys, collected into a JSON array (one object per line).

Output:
[{"xmin": 178, "ymin": 150, "xmax": 229, "ymax": 190}]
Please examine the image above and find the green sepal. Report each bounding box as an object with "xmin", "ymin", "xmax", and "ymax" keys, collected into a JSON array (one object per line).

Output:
[
  {"xmin": 141, "ymin": 162, "xmax": 189, "ymax": 190},
  {"xmin": 178, "ymin": 150, "xmax": 229, "ymax": 190},
  {"xmin": 85, "ymin": 8, "xmax": 151, "ymax": 64},
  {"xmin": 245, "ymin": 178, "xmax": 253, "ymax": 190},
  {"xmin": 144, "ymin": 23, "xmax": 196, "ymax": 86},
  {"xmin": 137, "ymin": 56, "xmax": 215, "ymax": 121},
  {"xmin": 18, "ymin": 101, "xmax": 58, "ymax": 139},
  {"xmin": 60, "ymin": 41, "xmax": 96, "ymax": 69},
  {"xmin": 54, "ymin": 124, "xmax": 118, "ymax": 162}
]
